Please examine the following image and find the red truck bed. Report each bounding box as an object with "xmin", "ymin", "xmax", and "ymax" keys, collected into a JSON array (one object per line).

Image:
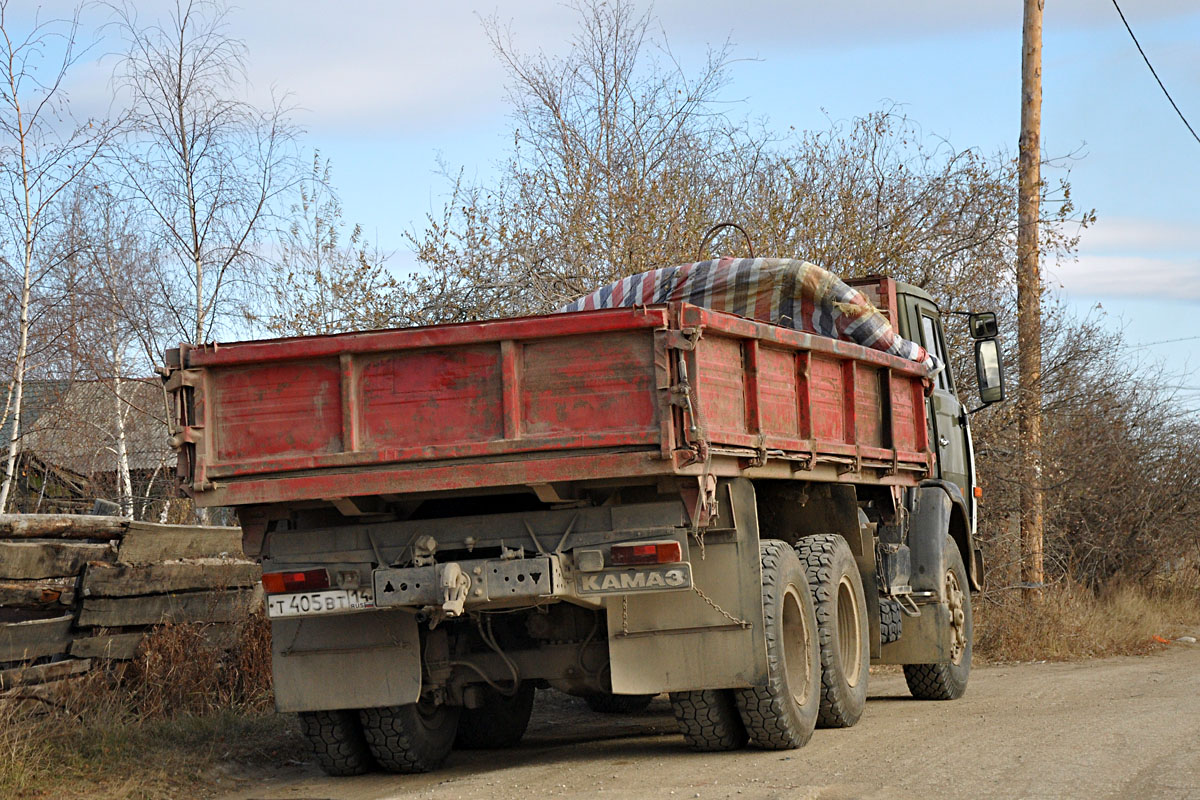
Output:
[{"xmin": 165, "ymin": 303, "xmax": 933, "ymax": 508}]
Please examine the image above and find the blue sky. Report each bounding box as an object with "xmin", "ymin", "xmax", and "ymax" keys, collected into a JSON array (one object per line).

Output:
[{"xmin": 19, "ymin": 0, "xmax": 1200, "ymax": 402}]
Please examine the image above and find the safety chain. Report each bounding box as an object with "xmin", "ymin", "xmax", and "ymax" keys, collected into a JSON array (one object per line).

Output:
[
  {"xmin": 621, "ymin": 596, "xmax": 629, "ymax": 635},
  {"xmin": 690, "ymin": 585, "xmax": 751, "ymax": 629}
]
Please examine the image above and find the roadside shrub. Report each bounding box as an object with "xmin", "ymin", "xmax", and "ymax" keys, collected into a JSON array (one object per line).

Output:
[
  {"xmin": 0, "ymin": 611, "xmax": 288, "ymax": 799},
  {"xmin": 975, "ymin": 575, "xmax": 1200, "ymax": 662}
]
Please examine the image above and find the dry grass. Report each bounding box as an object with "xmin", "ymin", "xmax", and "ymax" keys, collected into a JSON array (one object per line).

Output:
[
  {"xmin": 976, "ymin": 575, "xmax": 1200, "ymax": 663},
  {"xmin": 0, "ymin": 612, "xmax": 302, "ymax": 799}
]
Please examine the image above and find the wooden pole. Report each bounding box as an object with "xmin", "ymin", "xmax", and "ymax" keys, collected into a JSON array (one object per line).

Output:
[{"xmin": 1018, "ymin": 0, "xmax": 1045, "ymax": 601}]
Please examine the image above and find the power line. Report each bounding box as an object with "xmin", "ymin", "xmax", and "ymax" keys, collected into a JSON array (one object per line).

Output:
[
  {"xmin": 1125, "ymin": 335, "xmax": 1200, "ymax": 349},
  {"xmin": 1111, "ymin": 0, "xmax": 1200, "ymax": 146}
]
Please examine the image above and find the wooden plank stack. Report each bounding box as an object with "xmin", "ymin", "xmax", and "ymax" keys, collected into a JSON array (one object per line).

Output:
[{"xmin": 0, "ymin": 514, "xmax": 260, "ymax": 689}]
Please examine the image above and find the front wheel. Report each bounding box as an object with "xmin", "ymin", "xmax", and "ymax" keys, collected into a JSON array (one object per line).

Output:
[
  {"xmin": 904, "ymin": 536, "xmax": 972, "ymax": 700},
  {"xmin": 734, "ymin": 540, "xmax": 821, "ymax": 750}
]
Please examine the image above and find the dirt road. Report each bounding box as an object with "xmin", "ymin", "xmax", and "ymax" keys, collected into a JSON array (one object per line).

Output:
[{"xmin": 218, "ymin": 642, "xmax": 1200, "ymax": 800}]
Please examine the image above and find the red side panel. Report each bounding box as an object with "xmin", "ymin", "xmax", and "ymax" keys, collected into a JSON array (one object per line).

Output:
[
  {"xmin": 694, "ymin": 335, "xmax": 748, "ymax": 439},
  {"xmin": 359, "ymin": 345, "xmax": 503, "ymax": 450},
  {"xmin": 854, "ymin": 363, "xmax": 884, "ymax": 449},
  {"xmin": 809, "ymin": 356, "xmax": 846, "ymax": 442},
  {"xmin": 213, "ymin": 360, "xmax": 343, "ymax": 461},
  {"xmin": 522, "ymin": 333, "xmax": 657, "ymax": 439},
  {"xmin": 756, "ymin": 346, "xmax": 799, "ymax": 437},
  {"xmin": 890, "ymin": 372, "xmax": 919, "ymax": 452}
]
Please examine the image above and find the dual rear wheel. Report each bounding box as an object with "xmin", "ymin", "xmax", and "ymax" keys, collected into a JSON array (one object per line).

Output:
[
  {"xmin": 670, "ymin": 535, "xmax": 874, "ymax": 752},
  {"xmin": 670, "ymin": 540, "xmax": 821, "ymax": 751},
  {"xmin": 300, "ymin": 682, "xmax": 536, "ymax": 776}
]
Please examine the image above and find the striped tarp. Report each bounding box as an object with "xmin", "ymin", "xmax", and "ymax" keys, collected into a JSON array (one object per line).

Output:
[{"xmin": 560, "ymin": 257, "xmax": 939, "ymax": 373}]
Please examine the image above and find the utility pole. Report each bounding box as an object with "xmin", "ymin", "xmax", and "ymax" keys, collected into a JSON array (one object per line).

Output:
[{"xmin": 1017, "ymin": 0, "xmax": 1045, "ymax": 601}]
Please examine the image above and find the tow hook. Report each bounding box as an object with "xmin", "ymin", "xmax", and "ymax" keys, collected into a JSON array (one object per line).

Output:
[{"xmin": 440, "ymin": 563, "xmax": 471, "ymax": 617}]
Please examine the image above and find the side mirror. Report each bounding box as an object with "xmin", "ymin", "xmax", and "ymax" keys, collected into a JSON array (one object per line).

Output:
[
  {"xmin": 975, "ymin": 338, "xmax": 1005, "ymax": 406},
  {"xmin": 968, "ymin": 312, "xmax": 999, "ymax": 340}
]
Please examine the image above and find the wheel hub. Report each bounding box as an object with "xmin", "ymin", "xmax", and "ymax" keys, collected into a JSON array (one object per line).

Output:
[{"xmin": 945, "ymin": 568, "xmax": 967, "ymax": 665}]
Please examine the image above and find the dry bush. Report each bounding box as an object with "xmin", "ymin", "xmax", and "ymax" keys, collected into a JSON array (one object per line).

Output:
[
  {"xmin": 971, "ymin": 301, "xmax": 1200, "ymax": 589},
  {"xmin": 0, "ymin": 611, "xmax": 288, "ymax": 798},
  {"xmin": 126, "ymin": 612, "xmax": 273, "ymax": 718},
  {"xmin": 976, "ymin": 576, "xmax": 1200, "ymax": 663}
]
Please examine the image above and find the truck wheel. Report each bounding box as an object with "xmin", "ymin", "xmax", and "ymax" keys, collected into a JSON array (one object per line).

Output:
[
  {"xmin": 585, "ymin": 693, "xmax": 656, "ymax": 714},
  {"xmin": 904, "ymin": 536, "xmax": 972, "ymax": 700},
  {"xmin": 359, "ymin": 700, "xmax": 461, "ymax": 773},
  {"xmin": 879, "ymin": 597, "xmax": 903, "ymax": 645},
  {"xmin": 734, "ymin": 540, "xmax": 821, "ymax": 749},
  {"xmin": 795, "ymin": 534, "xmax": 870, "ymax": 728},
  {"xmin": 455, "ymin": 682, "xmax": 536, "ymax": 749},
  {"xmin": 669, "ymin": 689, "xmax": 748, "ymax": 751},
  {"xmin": 298, "ymin": 709, "xmax": 375, "ymax": 776}
]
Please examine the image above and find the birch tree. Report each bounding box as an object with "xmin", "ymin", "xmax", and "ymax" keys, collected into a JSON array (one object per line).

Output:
[
  {"xmin": 60, "ymin": 182, "xmax": 168, "ymax": 517},
  {"xmin": 111, "ymin": 0, "xmax": 296, "ymax": 345},
  {"xmin": 0, "ymin": 2, "xmax": 116, "ymax": 511}
]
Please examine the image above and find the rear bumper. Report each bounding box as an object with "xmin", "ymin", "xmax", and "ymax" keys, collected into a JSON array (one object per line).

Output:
[{"xmin": 372, "ymin": 554, "xmax": 694, "ymax": 614}]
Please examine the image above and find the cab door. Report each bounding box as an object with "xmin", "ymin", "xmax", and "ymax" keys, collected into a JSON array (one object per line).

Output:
[{"xmin": 903, "ymin": 298, "xmax": 970, "ymax": 502}]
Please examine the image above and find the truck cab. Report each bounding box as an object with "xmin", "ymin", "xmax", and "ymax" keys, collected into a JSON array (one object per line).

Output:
[{"xmin": 848, "ymin": 277, "xmax": 1005, "ymax": 546}]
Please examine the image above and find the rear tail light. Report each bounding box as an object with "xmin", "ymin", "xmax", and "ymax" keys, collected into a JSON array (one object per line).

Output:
[
  {"xmin": 262, "ymin": 568, "xmax": 330, "ymax": 594},
  {"xmin": 610, "ymin": 541, "xmax": 683, "ymax": 566}
]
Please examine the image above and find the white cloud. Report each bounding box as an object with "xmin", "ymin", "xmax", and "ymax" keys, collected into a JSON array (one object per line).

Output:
[
  {"xmin": 18, "ymin": 0, "xmax": 1200, "ymax": 135},
  {"xmin": 1079, "ymin": 217, "xmax": 1200, "ymax": 253},
  {"xmin": 1051, "ymin": 254, "xmax": 1200, "ymax": 299},
  {"xmin": 1051, "ymin": 216, "xmax": 1200, "ymax": 300}
]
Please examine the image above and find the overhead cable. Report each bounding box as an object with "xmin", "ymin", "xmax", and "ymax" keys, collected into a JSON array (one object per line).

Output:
[{"xmin": 1110, "ymin": 0, "xmax": 1200, "ymax": 146}]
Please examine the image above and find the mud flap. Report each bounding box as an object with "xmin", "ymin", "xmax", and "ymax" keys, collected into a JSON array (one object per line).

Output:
[
  {"xmin": 877, "ymin": 485, "xmax": 953, "ymax": 665},
  {"xmin": 877, "ymin": 602, "xmax": 954, "ymax": 664},
  {"xmin": 908, "ymin": 486, "xmax": 952, "ymax": 594},
  {"xmin": 606, "ymin": 478, "xmax": 768, "ymax": 693},
  {"xmin": 271, "ymin": 609, "xmax": 421, "ymax": 712}
]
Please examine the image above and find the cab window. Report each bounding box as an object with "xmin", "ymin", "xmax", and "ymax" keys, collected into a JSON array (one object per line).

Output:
[{"xmin": 920, "ymin": 314, "xmax": 951, "ymax": 391}]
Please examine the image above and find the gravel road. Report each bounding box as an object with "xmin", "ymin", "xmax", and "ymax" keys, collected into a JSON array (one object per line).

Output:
[{"xmin": 218, "ymin": 641, "xmax": 1200, "ymax": 800}]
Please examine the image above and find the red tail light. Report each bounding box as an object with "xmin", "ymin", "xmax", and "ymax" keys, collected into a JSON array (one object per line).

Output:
[
  {"xmin": 262, "ymin": 568, "xmax": 330, "ymax": 594},
  {"xmin": 610, "ymin": 541, "xmax": 683, "ymax": 566}
]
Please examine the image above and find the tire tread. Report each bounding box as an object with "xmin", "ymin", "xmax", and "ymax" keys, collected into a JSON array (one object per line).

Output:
[
  {"xmin": 733, "ymin": 540, "xmax": 819, "ymax": 750},
  {"xmin": 794, "ymin": 534, "xmax": 869, "ymax": 728},
  {"xmin": 359, "ymin": 704, "xmax": 458, "ymax": 773},
  {"xmin": 670, "ymin": 689, "xmax": 748, "ymax": 751},
  {"xmin": 298, "ymin": 709, "xmax": 374, "ymax": 776}
]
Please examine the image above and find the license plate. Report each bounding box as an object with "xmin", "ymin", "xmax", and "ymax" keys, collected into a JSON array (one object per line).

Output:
[
  {"xmin": 575, "ymin": 564, "xmax": 692, "ymax": 595},
  {"xmin": 265, "ymin": 589, "xmax": 374, "ymax": 618}
]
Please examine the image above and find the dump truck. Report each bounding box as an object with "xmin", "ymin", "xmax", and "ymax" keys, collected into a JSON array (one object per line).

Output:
[{"xmin": 163, "ymin": 267, "xmax": 1005, "ymax": 775}]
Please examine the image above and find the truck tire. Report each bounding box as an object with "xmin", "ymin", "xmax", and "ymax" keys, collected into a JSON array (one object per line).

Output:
[
  {"xmin": 585, "ymin": 693, "xmax": 656, "ymax": 714},
  {"xmin": 904, "ymin": 536, "xmax": 972, "ymax": 700},
  {"xmin": 455, "ymin": 682, "xmax": 536, "ymax": 749},
  {"xmin": 298, "ymin": 709, "xmax": 375, "ymax": 776},
  {"xmin": 795, "ymin": 534, "xmax": 870, "ymax": 728},
  {"xmin": 669, "ymin": 689, "xmax": 748, "ymax": 751},
  {"xmin": 879, "ymin": 597, "xmax": 903, "ymax": 645},
  {"xmin": 734, "ymin": 540, "xmax": 821, "ymax": 750},
  {"xmin": 359, "ymin": 701, "xmax": 461, "ymax": 773}
]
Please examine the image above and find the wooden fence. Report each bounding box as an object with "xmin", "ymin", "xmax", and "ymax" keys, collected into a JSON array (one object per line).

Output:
[{"xmin": 0, "ymin": 514, "xmax": 260, "ymax": 691}]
